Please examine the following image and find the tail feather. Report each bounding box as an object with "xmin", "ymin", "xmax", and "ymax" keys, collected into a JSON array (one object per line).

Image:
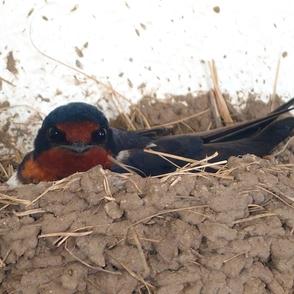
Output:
[
  {"xmin": 252, "ymin": 117, "xmax": 294, "ymax": 150},
  {"xmin": 203, "ymin": 117, "xmax": 294, "ymax": 162},
  {"xmin": 272, "ymin": 97, "xmax": 294, "ymax": 113},
  {"xmin": 199, "ymin": 98, "xmax": 294, "ymax": 143}
]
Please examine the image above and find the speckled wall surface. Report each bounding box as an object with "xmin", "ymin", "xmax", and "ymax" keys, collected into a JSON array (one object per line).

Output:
[{"xmin": 1, "ymin": 0, "xmax": 293, "ymax": 115}]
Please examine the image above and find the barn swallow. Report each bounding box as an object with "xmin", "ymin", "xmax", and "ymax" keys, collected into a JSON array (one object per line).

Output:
[
  {"xmin": 15, "ymin": 99, "xmax": 294, "ymax": 184},
  {"xmin": 16, "ymin": 102, "xmax": 170, "ymax": 184}
]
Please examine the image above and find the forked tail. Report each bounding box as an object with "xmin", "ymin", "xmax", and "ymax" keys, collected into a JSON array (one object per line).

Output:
[{"xmin": 252, "ymin": 117, "xmax": 294, "ymax": 153}]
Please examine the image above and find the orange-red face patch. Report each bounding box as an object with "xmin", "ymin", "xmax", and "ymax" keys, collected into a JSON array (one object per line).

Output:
[{"xmin": 56, "ymin": 121, "xmax": 99, "ymax": 143}]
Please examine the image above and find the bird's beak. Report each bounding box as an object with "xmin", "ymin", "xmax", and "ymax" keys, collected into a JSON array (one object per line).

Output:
[{"xmin": 61, "ymin": 142, "xmax": 93, "ymax": 153}]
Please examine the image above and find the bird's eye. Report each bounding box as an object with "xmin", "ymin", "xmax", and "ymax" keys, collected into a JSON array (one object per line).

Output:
[
  {"xmin": 47, "ymin": 127, "xmax": 65, "ymax": 142},
  {"xmin": 92, "ymin": 128, "xmax": 107, "ymax": 143}
]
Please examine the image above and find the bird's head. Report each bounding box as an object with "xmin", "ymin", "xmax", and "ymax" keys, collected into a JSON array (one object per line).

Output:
[
  {"xmin": 34, "ymin": 102, "xmax": 111, "ymax": 156},
  {"xmin": 18, "ymin": 102, "xmax": 114, "ymax": 183}
]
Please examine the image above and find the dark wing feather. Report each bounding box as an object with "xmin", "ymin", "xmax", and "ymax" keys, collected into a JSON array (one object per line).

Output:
[
  {"xmin": 109, "ymin": 127, "xmax": 172, "ymax": 154},
  {"xmin": 133, "ymin": 126, "xmax": 173, "ymax": 138},
  {"xmin": 198, "ymin": 98, "xmax": 294, "ymax": 143}
]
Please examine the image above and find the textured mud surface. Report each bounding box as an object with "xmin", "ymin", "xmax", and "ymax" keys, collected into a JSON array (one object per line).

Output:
[{"xmin": 1, "ymin": 94, "xmax": 294, "ymax": 293}]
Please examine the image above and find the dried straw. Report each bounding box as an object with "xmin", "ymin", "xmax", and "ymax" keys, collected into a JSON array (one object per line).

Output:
[
  {"xmin": 208, "ymin": 60, "xmax": 233, "ymax": 125},
  {"xmin": 233, "ymin": 212, "xmax": 276, "ymax": 224}
]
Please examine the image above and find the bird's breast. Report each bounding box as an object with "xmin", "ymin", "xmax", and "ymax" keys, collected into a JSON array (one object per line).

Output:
[{"xmin": 20, "ymin": 147, "xmax": 112, "ymax": 183}]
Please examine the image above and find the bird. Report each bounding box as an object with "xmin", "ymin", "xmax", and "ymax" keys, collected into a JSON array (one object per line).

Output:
[
  {"xmin": 15, "ymin": 99, "xmax": 294, "ymax": 184},
  {"xmin": 16, "ymin": 102, "xmax": 169, "ymax": 184}
]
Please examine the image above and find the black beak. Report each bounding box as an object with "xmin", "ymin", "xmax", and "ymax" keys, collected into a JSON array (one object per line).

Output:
[{"xmin": 61, "ymin": 142, "xmax": 93, "ymax": 153}]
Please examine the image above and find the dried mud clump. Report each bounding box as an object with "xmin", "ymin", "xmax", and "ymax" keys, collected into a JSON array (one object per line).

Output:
[
  {"xmin": 1, "ymin": 94, "xmax": 294, "ymax": 293},
  {"xmin": 110, "ymin": 93, "xmax": 217, "ymax": 134},
  {"xmin": 1, "ymin": 153, "xmax": 294, "ymax": 293}
]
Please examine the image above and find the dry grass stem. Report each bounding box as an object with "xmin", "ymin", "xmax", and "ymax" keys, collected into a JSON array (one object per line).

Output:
[
  {"xmin": 258, "ymin": 185, "xmax": 294, "ymax": 209},
  {"xmin": 133, "ymin": 107, "xmax": 152, "ymax": 129},
  {"xmin": 13, "ymin": 208, "xmax": 46, "ymax": 216},
  {"xmin": 107, "ymin": 87, "xmax": 136, "ymax": 130},
  {"xmin": 209, "ymin": 90, "xmax": 222, "ymax": 128},
  {"xmin": 0, "ymin": 204, "xmax": 10, "ymax": 211},
  {"xmin": 130, "ymin": 205, "xmax": 208, "ymax": 228},
  {"xmin": 115, "ymin": 173, "xmax": 143, "ymax": 194},
  {"xmin": 208, "ymin": 60, "xmax": 233, "ymax": 125},
  {"xmin": 0, "ymin": 258, "xmax": 5, "ymax": 268},
  {"xmin": 0, "ymin": 163, "xmax": 9, "ymax": 179},
  {"xmin": 223, "ymin": 252, "xmax": 246, "ymax": 263},
  {"xmin": 108, "ymin": 155, "xmax": 146, "ymax": 176},
  {"xmin": 144, "ymin": 149, "xmax": 203, "ymax": 164},
  {"xmin": 39, "ymin": 226, "xmax": 94, "ymax": 247},
  {"xmin": 144, "ymin": 149, "xmax": 222, "ymax": 172},
  {"xmin": 132, "ymin": 228, "xmax": 150, "ymax": 277},
  {"xmin": 233, "ymin": 212, "xmax": 276, "ymax": 224},
  {"xmin": 248, "ymin": 204, "xmax": 265, "ymax": 212},
  {"xmin": 29, "ymin": 176, "xmax": 80, "ymax": 206},
  {"xmin": 277, "ymin": 189, "xmax": 294, "ymax": 202},
  {"xmin": 270, "ymin": 57, "xmax": 281, "ymax": 111},
  {"xmin": 152, "ymin": 160, "xmax": 228, "ymax": 181},
  {"xmin": 99, "ymin": 167, "xmax": 115, "ymax": 201},
  {"xmin": 180, "ymin": 120, "xmax": 196, "ymax": 132},
  {"xmin": 170, "ymin": 176, "xmax": 182, "ymax": 186},
  {"xmin": 272, "ymin": 137, "xmax": 294, "ymax": 157},
  {"xmin": 0, "ymin": 249, "xmax": 11, "ymax": 268},
  {"xmin": 155, "ymin": 109, "xmax": 209, "ymax": 128},
  {"xmin": 206, "ymin": 121, "xmax": 213, "ymax": 131},
  {"xmin": 0, "ymin": 193, "xmax": 31, "ymax": 206},
  {"xmin": 107, "ymin": 253, "xmax": 154, "ymax": 293},
  {"xmin": 54, "ymin": 226, "xmax": 94, "ymax": 247},
  {"xmin": 64, "ymin": 241, "xmax": 121, "ymax": 275},
  {"xmin": 157, "ymin": 154, "xmax": 182, "ymax": 169},
  {"xmin": 265, "ymin": 163, "xmax": 294, "ymax": 173},
  {"xmin": 154, "ymin": 167, "xmax": 233, "ymax": 184},
  {"xmin": 38, "ymin": 230, "xmax": 93, "ymax": 239}
]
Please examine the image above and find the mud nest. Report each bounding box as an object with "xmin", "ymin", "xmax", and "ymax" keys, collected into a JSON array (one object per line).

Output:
[{"xmin": 1, "ymin": 94, "xmax": 294, "ymax": 293}]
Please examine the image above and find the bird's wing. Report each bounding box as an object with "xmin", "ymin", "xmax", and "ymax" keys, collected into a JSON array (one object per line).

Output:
[
  {"xmin": 110, "ymin": 127, "xmax": 172, "ymax": 154},
  {"xmin": 133, "ymin": 126, "xmax": 173, "ymax": 137},
  {"xmin": 197, "ymin": 98, "xmax": 294, "ymax": 143},
  {"xmin": 111, "ymin": 134, "xmax": 205, "ymax": 176},
  {"xmin": 111, "ymin": 116, "xmax": 294, "ymax": 177},
  {"xmin": 110, "ymin": 98, "xmax": 294, "ymax": 176}
]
